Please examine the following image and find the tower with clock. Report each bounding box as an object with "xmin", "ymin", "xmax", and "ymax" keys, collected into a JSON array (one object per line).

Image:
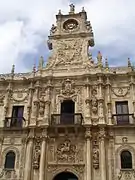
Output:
[{"xmin": 46, "ymin": 4, "xmax": 95, "ymax": 70}]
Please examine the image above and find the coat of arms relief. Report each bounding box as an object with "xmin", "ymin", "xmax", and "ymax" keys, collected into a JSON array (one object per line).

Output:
[
  {"xmin": 46, "ymin": 39, "xmax": 83, "ymax": 68},
  {"xmin": 55, "ymin": 39, "xmax": 83, "ymax": 66}
]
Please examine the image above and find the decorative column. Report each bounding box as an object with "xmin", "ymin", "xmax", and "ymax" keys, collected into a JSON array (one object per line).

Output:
[
  {"xmin": 39, "ymin": 129, "xmax": 47, "ymax": 180},
  {"xmin": 85, "ymin": 77, "xmax": 91, "ymax": 124},
  {"xmin": 3, "ymin": 83, "xmax": 12, "ymax": 123},
  {"xmin": 0, "ymin": 137, "xmax": 3, "ymax": 166},
  {"xmin": 44, "ymin": 80, "xmax": 52, "ymax": 124},
  {"xmin": 38, "ymin": 95, "xmax": 45, "ymax": 125},
  {"xmin": 30, "ymin": 81, "xmax": 40, "ymax": 126},
  {"xmin": 108, "ymin": 130, "xmax": 115, "ymax": 180},
  {"xmin": 27, "ymin": 82, "xmax": 34, "ymax": 126},
  {"xmin": 85, "ymin": 127, "xmax": 92, "ymax": 180},
  {"xmin": 97, "ymin": 75, "xmax": 105, "ymax": 124},
  {"xmin": 99, "ymin": 128, "xmax": 106, "ymax": 180},
  {"xmin": 106, "ymin": 76, "xmax": 112, "ymax": 125},
  {"xmin": 24, "ymin": 129, "xmax": 34, "ymax": 180},
  {"xmin": 129, "ymin": 75, "xmax": 135, "ymax": 118}
]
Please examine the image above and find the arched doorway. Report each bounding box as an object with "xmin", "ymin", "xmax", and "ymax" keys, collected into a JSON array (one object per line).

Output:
[{"xmin": 53, "ymin": 171, "xmax": 78, "ymax": 180}]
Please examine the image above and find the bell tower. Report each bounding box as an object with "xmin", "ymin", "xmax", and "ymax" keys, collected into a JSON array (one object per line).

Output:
[{"xmin": 46, "ymin": 4, "xmax": 95, "ymax": 70}]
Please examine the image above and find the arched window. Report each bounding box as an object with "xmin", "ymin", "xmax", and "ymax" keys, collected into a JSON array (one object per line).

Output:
[
  {"xmin": 4, "ymin": 151, "xmax": 15, "ymax": 169},
  {"xmin": 121, "ymin": 150, "xmax": 132, "ymax": 169}
]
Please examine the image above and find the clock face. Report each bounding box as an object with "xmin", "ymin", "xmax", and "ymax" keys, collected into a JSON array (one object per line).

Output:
[{"xmin": 63, "ymin": 19, "xmax": 78, "ymax": 31}]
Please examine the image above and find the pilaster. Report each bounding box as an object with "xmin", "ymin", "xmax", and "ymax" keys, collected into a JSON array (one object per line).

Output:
[
  {"xmin": 24, "ymin": 129, "xmax": 34, "ymax": 180},
  {"xmin": 129, "ymin": 75, "xmax": 135, "ymax": 116},
  {"xmin": 84, "ymin": 77, "xmax": 91, "ymax": 124},
  {"xmin": 85, "ymin": 127, "xmax": 92, "ymax": 180},
  {"xmin": 27, "ymin": 82, "xmax": 34, "ymax": 126},
  {"xmin": 39, "ymin": 129, "xmax": 47, "ymax": 180},
  {"xmin": 99, "ymin": 127, "xmax": 107, "ymax": 180},
  {"xmin": 97, "ymin": 75, "xmax": 105, "ymax": 124},
  {"xmin": 106, "ymin": 76, "xmax": 112, "ymax": 125},
  {"xmin": 3, "ymin": 82, "xmax": 12, "ymax": 124},
  {"xmin": 44, "ymin": 79, "xmax": 52, "ymax": 125},
  {"xmin": 30, "ymin": 80, "xmax": 40, "ymax": 126}
]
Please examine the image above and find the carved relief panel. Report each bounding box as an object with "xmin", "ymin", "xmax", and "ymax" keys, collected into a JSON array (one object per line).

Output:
[
  {"xmin": 48, "ymin": 137, "xmax": 84, "ymax": 164},
  {"xmin": 47, "ymin": 39, "xmax": 83, "ymax": 68}
]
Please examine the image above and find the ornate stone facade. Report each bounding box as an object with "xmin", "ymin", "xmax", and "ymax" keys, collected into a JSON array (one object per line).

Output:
[{"xmin": 0, "ymin": 4, "xmax": 135, "ymax": 180}]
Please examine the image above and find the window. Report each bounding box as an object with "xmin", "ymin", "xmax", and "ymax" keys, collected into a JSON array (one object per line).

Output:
[
  {"xmin": 115, "ymin": 101, "xmax": 129, "ymax": 124},
  {"xmin": 60, "ymin": 100, "xmax": 75, "ymax": 124},
  {"xmin": 121, "ymin": 150, "xmax": 132, "ymax": 169},
  {"xmin": 11, "ymin": 106, "xmax": 24, "ymax": 127},
  {"xmin": 4, "ymin": 151, "xmax": 15, "ymax": 169}
]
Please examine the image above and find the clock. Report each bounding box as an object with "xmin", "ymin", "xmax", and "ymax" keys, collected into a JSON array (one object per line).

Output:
[{"xmin": 63, "ymin": 19, "xmax": 78, "ymax": 31}]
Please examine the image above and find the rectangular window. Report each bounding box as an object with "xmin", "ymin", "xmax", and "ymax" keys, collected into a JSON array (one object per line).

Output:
[
  {"xmin": 115, "ymin": 101, "xmax": 129, "ymax": 124},
  {"xmin": 11, "ymin": 106, "xmax": 24, "ymax": 127}
]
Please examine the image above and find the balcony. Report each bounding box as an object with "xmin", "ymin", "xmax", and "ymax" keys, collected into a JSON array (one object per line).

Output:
[
  {"xmin": 50, "ymin": 113, "xmax": 83, "ymax": 126},
  {"xmin": 4, "ymin": 117, "xmax": 25, "ymax": 128},
  {"xmin": 118, "ymin": 169, "xmax": 135, "ymax": 180},
  {"xmin": 112, "ymin": 113, "xmax": 135, "ymax": 125},
  {"xmin": 0, "ymin": 169, "xmax": 17, "ymax": 179}
]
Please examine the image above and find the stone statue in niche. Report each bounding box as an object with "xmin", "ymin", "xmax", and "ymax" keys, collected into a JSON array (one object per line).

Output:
[
  {"xmin": 91, "ymin": 88, "xmax": 98, "ymax": 114},
  {"xmin": 92, "ymin": 133, "xmax": 99, "ymax": 169},
  {"xmin": 32, "ymin": 100, "xmax": 39, "ymax": 117},
  {"xmin": 33, "ymin": 137, "xmax": 41, "ymax": 169},
  {"xmin": 61, "ymin": 79, "xmax": 75, "ymax": 96},
  {"xmin": 93, "ymin": 146, "xmax": 99, "ymax": 169},
  {"xmin": 39, "ymin": 96, "xmax": 45, "ymax": 117},
  {"xmin": 56, "ymin": 139, "xmax": 76, "ymax": 162}
]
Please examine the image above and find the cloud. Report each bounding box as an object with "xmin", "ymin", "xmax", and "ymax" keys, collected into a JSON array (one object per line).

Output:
[{"xmin": 0, "ymin": 0, "xmax": 135, "ymax": 73}]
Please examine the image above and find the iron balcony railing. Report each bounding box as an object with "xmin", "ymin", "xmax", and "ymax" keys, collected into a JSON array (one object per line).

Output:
[
  {"xmin": 112, "ymin": 113, "xmax": 135, "ymax": 125},
  {"xmin": 50, "ymin": 113, "xmax": 83, "ymax": 126},
  {"xmin": 4, "ymin": 117, "xmax": 25, "ymax": 128}
]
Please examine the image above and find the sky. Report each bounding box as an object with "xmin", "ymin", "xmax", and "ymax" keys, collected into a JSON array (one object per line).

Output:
[{"xmin": 0, "ymin": 0, "xmax": 135, "ymax": 73}]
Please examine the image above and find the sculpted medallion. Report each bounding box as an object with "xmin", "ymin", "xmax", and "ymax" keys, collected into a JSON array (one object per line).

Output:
[{"xmin": 112, "ymin": 87, "xmax": 130, "ymax": 97}]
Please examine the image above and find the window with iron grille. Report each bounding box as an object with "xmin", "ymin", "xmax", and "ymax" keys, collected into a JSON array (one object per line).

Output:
[
  {"xmin": 115, "ymin": 101, "xmax": 129, "ymax": 124},
  {"xmin": 11, "ymin": 106, "xmax": 24, "ymax": 127}
]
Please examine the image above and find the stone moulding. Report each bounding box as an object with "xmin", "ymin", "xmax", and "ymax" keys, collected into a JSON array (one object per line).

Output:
[{"xmin": 47, "ymin": 163, "xmax": 84, "ymax": 180}]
